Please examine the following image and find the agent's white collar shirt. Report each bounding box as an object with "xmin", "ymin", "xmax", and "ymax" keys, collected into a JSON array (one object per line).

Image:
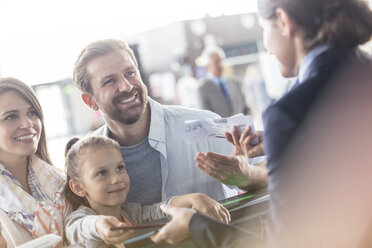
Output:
[{"xmin": 298, "ymin": 44, "xmax": 331, "ymax": 84}]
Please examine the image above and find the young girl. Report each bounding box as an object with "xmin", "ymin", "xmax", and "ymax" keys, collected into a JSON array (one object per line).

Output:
[{"xmin": 64, "ymin": 135, "xmax": 230, "ymax": 247}]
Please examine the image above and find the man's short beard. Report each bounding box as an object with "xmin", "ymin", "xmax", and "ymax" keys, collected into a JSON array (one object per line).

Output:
[
  {"xmin": 109, "ymin": 90, "xmax": 148, "ymax": 124},
  {"xmin": 116, "ymin": 111, "xmax": 142, "ymax": 124}
]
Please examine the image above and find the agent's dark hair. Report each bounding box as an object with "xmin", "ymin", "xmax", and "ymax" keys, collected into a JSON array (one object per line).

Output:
[
  {"xmin": 0, "ymin": 78, "xmax": 52, "ymax": 165},
  {"xmin": 63, "ymin": 135, "xmax": 121, "ymax": 210},
  {"xmin": 73, "ymin": 39, "xmax": 138, "ymax": 94},
  {"xmin": 258, "ymin": 0, "xmax": 372, "ymax": 51}
]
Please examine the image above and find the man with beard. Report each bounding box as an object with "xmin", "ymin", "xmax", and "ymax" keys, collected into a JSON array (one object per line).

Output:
[{"xmin": 73, "ymin": 39, "xmax": 268, "ymax": 206}]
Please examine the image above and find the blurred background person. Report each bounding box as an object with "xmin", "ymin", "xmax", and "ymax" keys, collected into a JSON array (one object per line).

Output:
[
  {"xmin": 243, "ymin": 64, "xmax": 272, "ymax": 117},
  {"xmin": 176, "ymin": 63, "xmax": 201, "ymax": 109},
  {"xmin": 198, "ymin": 45, "xmax": 250, "ymax": 117}
]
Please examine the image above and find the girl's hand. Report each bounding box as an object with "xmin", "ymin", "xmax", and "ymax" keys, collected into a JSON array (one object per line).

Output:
[
  {"xmin": 226, "ymin": 126, "xmax": 264, "ymax": 158},
  {"xmin": 171, "ymin": 193, "xmax": 230, "ymax": 223},
  {"xmin": 95, "ymin": 216, "xmax": 133, "ymax": 246}
]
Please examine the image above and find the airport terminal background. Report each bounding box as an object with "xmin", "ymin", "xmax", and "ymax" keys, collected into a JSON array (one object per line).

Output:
[{"xmin": 1, "ymin": 0, "xmax": 371, "ymax": 170}]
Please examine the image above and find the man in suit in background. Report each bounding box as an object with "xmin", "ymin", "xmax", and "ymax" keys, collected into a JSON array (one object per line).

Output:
[{"xmin": 198, "ymin": 45, "xmax": 250, "ymax": 117}]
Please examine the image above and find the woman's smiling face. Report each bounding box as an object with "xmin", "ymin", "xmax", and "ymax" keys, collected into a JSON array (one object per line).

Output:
[{"xmin": 0, "ymin": 90, "xmax": 41, "ymax": 161}]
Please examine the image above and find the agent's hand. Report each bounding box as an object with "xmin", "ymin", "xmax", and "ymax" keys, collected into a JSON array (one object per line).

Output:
[
  {"xmin": 171, "ymin": 193, "xmax": 230, "ymax": 223},
  {"xmin": 96, "ymin": 216, "xmax": 133, "ymax": 247},
  {"xmin": 226, "ymin": 126, "xmax": 264, "ymax": 158},
  {"xmin": 151, "ymin": 204, "xmax": 196, "ymax": 245}
]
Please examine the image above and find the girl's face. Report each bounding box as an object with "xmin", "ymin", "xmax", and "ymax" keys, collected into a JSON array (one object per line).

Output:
[
  {"xmin": 0, "ymin": 90, "xmax": 41, "ymax": 161},
  {"xmin": 78, "ymin": 146, "xmax": 130, "ymax": 213},
  {"xmin": 260, "ymin": 17, "xmax": 298, "ymax": 78}
]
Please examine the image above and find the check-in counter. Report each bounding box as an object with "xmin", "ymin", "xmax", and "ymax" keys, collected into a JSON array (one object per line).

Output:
[{"xmin": 125, "ymin": 188, "xmax": 270, "ymax": 248}]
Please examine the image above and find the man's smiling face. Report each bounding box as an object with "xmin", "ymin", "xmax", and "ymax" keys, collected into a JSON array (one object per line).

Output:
[{"xmin": 83, "ymin": 49, "xmax": 148, "ymax": 124}]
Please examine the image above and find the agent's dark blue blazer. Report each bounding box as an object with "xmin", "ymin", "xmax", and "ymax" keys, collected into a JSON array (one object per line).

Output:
[{"xmin": 263, "ymin": 46, "xmax": 371, "ymax": 242}]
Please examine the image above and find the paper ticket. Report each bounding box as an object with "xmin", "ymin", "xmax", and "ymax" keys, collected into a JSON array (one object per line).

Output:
[{"xmin": 182, "ymin": 114, "xmax": 258, "ymax": 144}]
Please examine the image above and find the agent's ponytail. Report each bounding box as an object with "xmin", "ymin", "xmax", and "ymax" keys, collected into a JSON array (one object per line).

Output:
[
  {"xmin": 307, "ymin": 0, "xmax": 372, "ymax": 50},
  {"xmin": 258, "ymin": 0, "xmax": 372, "ymax": 51}
]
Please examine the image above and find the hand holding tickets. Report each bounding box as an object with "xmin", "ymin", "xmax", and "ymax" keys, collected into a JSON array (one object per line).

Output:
[
  {"xmin": 182, "ymin": 114, "xmax": 258, "ymax": 144},
  {"xmin": 96, "ymin": 216, "xmax": 134, "ymax": 246},
  {"xmin": 226, "ymin": 126, "xmax": 264, "ymax": 158}
]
